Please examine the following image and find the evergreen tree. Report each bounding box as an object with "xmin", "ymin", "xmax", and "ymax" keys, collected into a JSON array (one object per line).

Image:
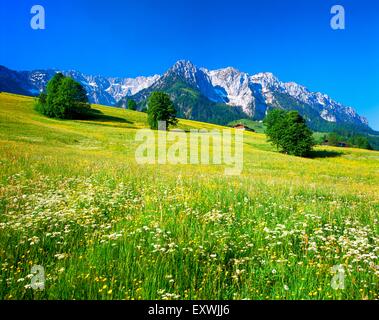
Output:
[
  {"xmin": 280, "ymin": 111, "xmax": 315, "ymax": 156},
  {"xmin": 147, "ymin": 92, "xmax": 177, "ymax": 130}
]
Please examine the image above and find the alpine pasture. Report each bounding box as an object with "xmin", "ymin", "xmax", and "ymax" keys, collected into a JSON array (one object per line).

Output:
[{"xmin": 0, "ymin": 93, "xmax": 378, "ymax": 300}]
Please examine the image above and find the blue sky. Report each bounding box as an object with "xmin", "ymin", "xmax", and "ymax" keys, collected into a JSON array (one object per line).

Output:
[{"xmin": 1, "ymin": 0, "xmax": 378, "ymax": 129}]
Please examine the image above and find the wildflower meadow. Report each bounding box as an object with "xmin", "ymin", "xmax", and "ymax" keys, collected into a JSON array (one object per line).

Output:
[{"xmin": 0, "ymin": 93, "xmax": 378, "ymax": 300}]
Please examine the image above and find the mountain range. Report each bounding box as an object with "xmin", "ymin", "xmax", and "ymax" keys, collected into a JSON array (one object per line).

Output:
[
  {"xmin": 0, "ymin": 61, "xmax": 374, "ymax": 134},
  {"xmin": 0, "ymin": 65, "xmax": 159, "ymax": 107}
]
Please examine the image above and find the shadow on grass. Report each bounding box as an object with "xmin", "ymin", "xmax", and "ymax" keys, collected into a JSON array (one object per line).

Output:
[
  {"xmin": 308, "ymin": 149, "xmax": 344, "ymax": 159},
  {"xmin": 81, "ymin": 109, "xmax": 132, "ymax": 124}
]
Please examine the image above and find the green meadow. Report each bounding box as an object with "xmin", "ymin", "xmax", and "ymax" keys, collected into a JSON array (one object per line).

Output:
[{"xmin": 0, "ymin": 92, "xmax": 378, "ymax": 300}]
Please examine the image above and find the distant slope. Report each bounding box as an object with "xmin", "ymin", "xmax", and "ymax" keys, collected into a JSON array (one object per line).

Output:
[{"xmin": 0, "ymin": 65, "xmax": 40, "ymax": 96}]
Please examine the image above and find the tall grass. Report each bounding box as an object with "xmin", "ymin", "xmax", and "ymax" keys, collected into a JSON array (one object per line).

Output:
[{"xmin": 0, "ymin": 93, "xmax": 378, "ymax": 300}]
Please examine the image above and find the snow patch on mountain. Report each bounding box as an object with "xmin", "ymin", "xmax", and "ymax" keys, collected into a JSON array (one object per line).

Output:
[
  {"xmin": 106, "ymin": 75, "xmax": 160, "ymax": 102},
  {"xmin": 206, "ymin": 67, "xmax": 255, "ymax": 115},
  {"xmin": 206, "ymin": 66, "xmax": 368, "ymax": 126},
  {"xmin": 320, "ymin": 110, "xmax": 337, "ymax": 122}
]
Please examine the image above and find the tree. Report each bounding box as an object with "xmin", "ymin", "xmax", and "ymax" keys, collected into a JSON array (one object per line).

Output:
[
  {"xmin": 326, "ymin": 131, "xmax": 373, "ymax": 150},
  {"xmin": 37, "ymin": 73, "xmax": 65, "ymax": 118},
  {"xmin": 127, "ymin": 99, "xmax": 137, "ymax": 111},
  {"xmin": 36, "ymin": 73, "xmax": 91, "ymax": 119},
  {"xmin": 147, "ymin": 92, "xmax": 177, "ymax": 130},
  {"xmin": 54, "ymin": 77, "xmax": 90, "ymax": 118},
  {"xmin": 264, "ymin": 109, "xmax": 315, "ymax": 157},
  {"xmin": 327, "ymin": 132, "xmax": 343, "ymax": 146},
  {"xmin": 263, "ymin": 109, "xmax": 287, "ymax": 150},
  {"xmin": 351, "ymin": 135, "xmax": 372, "ymax": 150}
]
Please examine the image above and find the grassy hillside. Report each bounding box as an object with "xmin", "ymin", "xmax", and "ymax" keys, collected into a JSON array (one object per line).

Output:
[
  {"xmin": 0, "ymin": 93, "xmax": 378, "ymax": 300},
  {"xmin": 228, "ymin": 119, "xmax": 266, "ymax": 133}
]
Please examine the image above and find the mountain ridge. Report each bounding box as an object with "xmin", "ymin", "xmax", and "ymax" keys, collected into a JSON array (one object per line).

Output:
[
  {"xmin": 0, "ymin": 62, "xmax": 374, "ymax": 133},
  {"xmin": 0, "ymin": 65, "xmax": 159, "ymax": 106},
  {"xmin": 121, "ymin": 60, "xmax": 372, "ymax": 132}
]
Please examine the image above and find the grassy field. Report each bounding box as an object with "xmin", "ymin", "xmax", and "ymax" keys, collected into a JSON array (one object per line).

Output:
[{"xmin": 0, "ymin": 92, "xmax": 378, "ymax": 300}]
